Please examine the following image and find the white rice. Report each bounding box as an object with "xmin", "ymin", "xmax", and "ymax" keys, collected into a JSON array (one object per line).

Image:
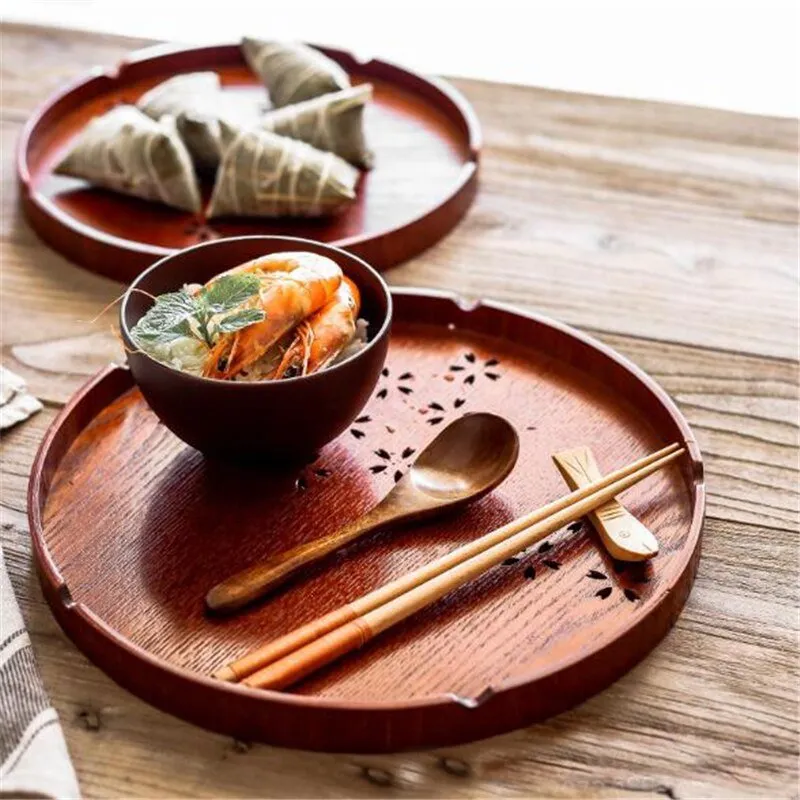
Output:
[
  {"xmin": 332, "ymin": 318, "xmax": 369, "ymax": 365},
  {"xmin": 140, "ymin": 335, "xmax": 209, "ymax": 376}
]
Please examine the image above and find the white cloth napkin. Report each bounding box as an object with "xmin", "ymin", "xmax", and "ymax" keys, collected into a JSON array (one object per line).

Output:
[
  {"xmin": 0, "ymin": 547, "xmax": 80, "ymax": 798},
  {"xmin": 0, "ymin": 367, "xmax": 42, "ymax": 431}
]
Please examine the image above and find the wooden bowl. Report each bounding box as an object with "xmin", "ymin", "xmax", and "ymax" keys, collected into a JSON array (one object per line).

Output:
[
  {"xmin": 18, "ymin": 41, "xmax": 480, "ymax": 281},
  {"xmin": 119, "ymin": 236, "xmax": 392, "ymax": 460}
]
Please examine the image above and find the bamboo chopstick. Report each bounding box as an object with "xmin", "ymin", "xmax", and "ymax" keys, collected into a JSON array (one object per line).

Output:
[
  {"xmin": 240, "ymin": 447, "xmax": 683, "ymax": 690},
  {"xmin": 214, "ymin": 443, "xmax": 678, "ymax": 682},
  {"xmin": 213, "ymin": 443, "xmax": 683, "ymax": 686}
]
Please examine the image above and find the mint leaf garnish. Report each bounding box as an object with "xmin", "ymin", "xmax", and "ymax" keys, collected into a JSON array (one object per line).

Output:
[
  {"xmin": 130, "ymin": 274, "xmax": 265, "ymax": 356},
  {"xmin": 130, "ymin": 326, "xmax": 189, "ymax": 345},
  {"xmin": 131, "ymin": 290, "xmax": 197, "ymax": 346},
  {"xmin": 200, "ymin": 274, "xmax": 261, "ymax": 314},
  {"xmin": 217, "ymin": 308, "xmax": 266, "ymax": 333}
]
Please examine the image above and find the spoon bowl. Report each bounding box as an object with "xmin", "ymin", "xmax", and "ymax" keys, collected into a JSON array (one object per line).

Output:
[
  {"xmin": 206, "ymin": 412, "xmax": 519, "ymax": 613},
  {"xmin": 408, "ymin": 412, "xmax": 519, "ymax": 504}
]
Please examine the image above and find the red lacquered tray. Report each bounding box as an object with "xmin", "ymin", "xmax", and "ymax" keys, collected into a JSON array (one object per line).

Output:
[
  {"xmin": 28, "ymin": 290, "xmax": 704, "ymax": 753},
  {"xmin": 18, "ymin": 43, "xmax": 479, "ymax": 282}
]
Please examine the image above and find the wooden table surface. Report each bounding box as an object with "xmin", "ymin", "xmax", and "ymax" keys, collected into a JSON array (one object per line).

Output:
[{"xmin": 1, "ymin": 22, "xmax": 797, "ymax": 799}]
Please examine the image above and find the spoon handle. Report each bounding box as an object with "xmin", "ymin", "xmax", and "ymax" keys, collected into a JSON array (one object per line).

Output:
[{"xmin": 205, "ymin": 505, "xmax": 393, "ymax": 613}]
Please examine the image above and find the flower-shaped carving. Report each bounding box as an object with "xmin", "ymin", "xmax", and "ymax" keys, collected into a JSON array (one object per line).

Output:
[
  {"xmin": 446, "ymin": 352, "xmax": 501, "ymax": 385},
  {"xmin": 368, "ymin": 446, "xmax": 417, "ymax": 483},
  {"xmin": 502, "ymin": 540, "xmax": 562, "ymax": 580},
  {"xmin": 586, "ymin": 559, "xmax": 651, "ymax": 601},
  {"xmin": 294, "ymin": 458, "xmax": 334, "ymax": 491},
  {"xmin": 349, "ymin": 414, "xmax": 373, "ymax": 440},
  {"xmin": 425, "ymin": 398, "xmax": 466, "ymax": 426},
  {"xmin": 375, "ymin": 368, "xmax": 414, "ymax": 399}
]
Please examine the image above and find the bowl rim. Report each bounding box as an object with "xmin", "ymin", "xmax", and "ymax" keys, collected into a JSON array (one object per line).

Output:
[{"xmin": 120, "ymin": 235, "xmax": 393, "ymax": 387}]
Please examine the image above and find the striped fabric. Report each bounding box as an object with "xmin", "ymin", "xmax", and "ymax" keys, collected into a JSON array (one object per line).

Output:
[{"xmin": 0, "ymin": 546, "xmax": 79, "ymax": 798}]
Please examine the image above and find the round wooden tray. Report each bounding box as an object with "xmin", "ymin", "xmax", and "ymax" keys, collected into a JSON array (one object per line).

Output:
[
  {"xmin": 28, "ymin": 290, "xmax": 705, "ymax": 753},
  {"xmin": 17, "ymin": 43, "xmax": 480, "ymax": 282}
]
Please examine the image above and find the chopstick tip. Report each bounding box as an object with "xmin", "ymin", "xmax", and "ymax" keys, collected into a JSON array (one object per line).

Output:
[{"xmin": 212, "ymin": 665, "xmax": 237, "ymax": 683}]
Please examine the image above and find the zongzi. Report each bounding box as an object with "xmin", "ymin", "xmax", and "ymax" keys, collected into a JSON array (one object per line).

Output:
[
  {"xmin": 137, "ymin": 72, "xmax": 261, "ymax": 171},
  {"xmin": 208, "ymin": 125, "xmax": 358, "ymax": 218},
  {"xmin": 138, "ymin": 72, "xmax": 221, "ymax": 119},
  {"xmin": 55, "ymin": 106, "xmax": 202, "ymax": 212},
  {"xmin": 260, "ymin": 84, "xmax": 373, "ymax": 168},
  {"xmin": 241, "ymin": 38, "xmax": 350, "ymax": 107}
]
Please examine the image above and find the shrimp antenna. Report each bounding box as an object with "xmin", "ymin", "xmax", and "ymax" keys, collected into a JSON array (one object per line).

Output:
[
  {"xmin": 110, "ymin": 323, "xmax": 140, "ymax": 356},
  {"xmin": 79, "ymin": 288, "xmax": 157, "ymax": 325}
]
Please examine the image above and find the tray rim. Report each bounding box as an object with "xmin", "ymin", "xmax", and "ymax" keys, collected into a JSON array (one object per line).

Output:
[
  {"xmin": 27, "ymin": 288, "xmax": 705, "ymax": 747},
  {"xmin": 17, "ymin": 42, "xmax": 482, "ymax": 281}
]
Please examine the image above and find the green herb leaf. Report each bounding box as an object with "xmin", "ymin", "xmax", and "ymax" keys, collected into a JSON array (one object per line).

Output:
[
  {"xmin": 131, "ymin": 325, "xmax": 189, "ymax": 345},
  {"xmin": 217, "ymin": 308, "xmax": 266, "ymax": 334},
  {"xmin": 130, "ymin": 290, "xmax": 198, "ymax": 345},
  {"xmin": 131, "ymin": 275, "xmax": 263, "ymax": 356},
  {"xmin": 200, "ymin": 274, "xmax": 261, "ymax": 314}
]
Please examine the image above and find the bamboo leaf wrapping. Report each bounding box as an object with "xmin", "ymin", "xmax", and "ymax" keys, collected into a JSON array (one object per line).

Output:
[
  {"xmin": 137, "ymin": 72, "xmax": 262, "ymax": 170},
  {"xmin": 208, "ymin": 126, "xmax": 358, "ymax": 218},
  {"xmin": 260, "ymin": 84, "xmax": 374, "ymax": 168},
  {"xmin": 241, "ymin": 38, "xmax": 350, "ymax": 107},
  {"xmin": 54, "ymin": 106, "xmax": 202, "ymax": 212}
]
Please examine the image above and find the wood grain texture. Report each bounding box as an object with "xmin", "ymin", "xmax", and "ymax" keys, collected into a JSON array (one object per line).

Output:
[
  {"xmin": 30, "ymin": 302, "xmax": 702, "ymax": 750},
  {"xmin": 207, "ymin": 412, "xmax": 519, "ymax": 612},
  {"xmin": 1, "ymin": 20, "xmax": 797, "ymax": 799}
]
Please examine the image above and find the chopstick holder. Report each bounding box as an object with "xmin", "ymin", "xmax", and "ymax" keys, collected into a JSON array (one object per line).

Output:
[{"xmin": 552, "ymin": 446, "xmax": 659, "ymax": 561}]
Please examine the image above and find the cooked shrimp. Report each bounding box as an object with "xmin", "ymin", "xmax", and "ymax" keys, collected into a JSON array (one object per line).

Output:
[
  {"xmin": 202, "ymin": 252, "xmax": 342, "ymax": 379},
  {"xmin": 272, "ymin": 277, "xmax": 361, "ymax": 379}
]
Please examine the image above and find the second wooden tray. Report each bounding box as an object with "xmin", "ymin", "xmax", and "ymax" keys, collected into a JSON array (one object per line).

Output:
[
  {"xmin": 28, "ymin": 290, "xmax": 704, "ymax": 752},
  {"xmin": 18, "ymin": 42, "xmax": 480, "ymax": 282}
]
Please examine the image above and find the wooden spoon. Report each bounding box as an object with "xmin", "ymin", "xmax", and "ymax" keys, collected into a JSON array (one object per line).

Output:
[{"xmin": 205, "ymin": 412, "xmax": 520, "ymax": 614}]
